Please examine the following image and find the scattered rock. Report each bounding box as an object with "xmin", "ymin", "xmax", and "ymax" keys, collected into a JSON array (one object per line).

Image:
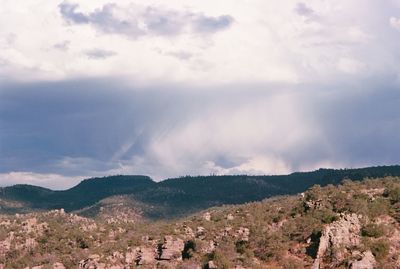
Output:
[
  {"xmin": 203, "ymin": 240, "xmax": 217, "ymax": 254},
  {"xmin": 350, "ymin": 250, "xmax": 376, "ymax": 269},
  {"xmin": 183, "ymin": 225, "xmax": 195, "ymax": 238},
  {"xmin": 79, "ymin": 254, "xmax": 102, "ymax": 269},
  {"xmin": 236, "ymin": 227, "xmax": 250, "ymax": 242}
]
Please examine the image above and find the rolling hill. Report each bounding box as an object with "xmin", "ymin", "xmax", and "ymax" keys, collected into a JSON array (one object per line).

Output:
[{"xmin": 1, "ymin": 165, "xmax": 400, "ymax": 218}]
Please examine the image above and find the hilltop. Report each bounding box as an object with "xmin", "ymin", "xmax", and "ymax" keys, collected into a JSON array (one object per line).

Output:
[{"xmin": 2, "ymin": 166, "xmax": 400, "ymax": 219}]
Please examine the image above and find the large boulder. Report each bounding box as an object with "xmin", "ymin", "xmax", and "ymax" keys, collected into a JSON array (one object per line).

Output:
[
  {"xmin": 158, "ymin": 235, "xmax": 185, "ymax": 260},
  {"xmin": 350, "ymin": 251, "xmax": 376, "ymax": 269},
  {"xmin": 312, "ymin": 214, "xmax": 361, "ymax": 268},
  {"xmin": 134, "ymin": 247, "xmax": 156, "ymax": 265}
]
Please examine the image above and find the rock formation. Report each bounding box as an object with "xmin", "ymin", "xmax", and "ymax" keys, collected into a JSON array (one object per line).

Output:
[
  {"xmin": 158, "ymin": 235, "xmax": 185, "ymax": 260},
  {"xmin": 312, "ymin": 214, "xmax": 361, "ymax": 269},
  {"xmin": 350, "ymin": 251, "xmax": 376, "ymax": 269}
]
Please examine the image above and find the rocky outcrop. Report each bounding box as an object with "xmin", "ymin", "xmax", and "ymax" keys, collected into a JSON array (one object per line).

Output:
[
  {"xmin": 134, "ymin": 247, "xmax": 156, "ymax": 265},
  {"xmin": 350, "ymin": 251, "xmax": 376, "ymax": 269},
  {"xmin": 235, "ymin": 227, "xmax": 250, "ymax": 242},
  {"xmin": 196, "ymin": 226, "xmax": 206, "ymax": 239},
  {"xmin": 312, "ymin": 214, "xmax": 361, "ymax": 269},
  {"xmin": 203, "ymin": 212, "xmax": 211, "ymax": 221},
  {"xmin": 203, "ymin": 240, "xmax": 217, "ymax": 254},
  {"xmin": 158, "ymin": 235, "xmax": 185, "ymax": 260},
  {"xmin": 79, "ymin": 254, "xmax": 106, "ymax": 269}
]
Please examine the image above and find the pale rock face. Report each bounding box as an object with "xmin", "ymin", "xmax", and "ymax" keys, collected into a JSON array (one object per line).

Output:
[
  {"xmin": 112, "ymin": 251, "xmax": 124, "ymax": 260},
  {"xmin": 359, "ymin": 188, "xmax": 385, "ymax": 200},
  {"xmin": 183, "ymin": 225, "xmax": 195, "ymax": 238},
  {"xmin": 203, "ymin": 212, "xmax": 211, "ymax": 221},
  {"xmin": 227, "ymin": 214, "xmax": 234, "ymax": 220},
  {"xmin": 93, "ymin": 254, "xmax": 102, "ymax": 260},
  {"xmin": 236, "ymin": 227, "xmax": 250, "ymax": 242},
  {"xmin": 158, "ymin": 235, "xmax": 185, "ymax": 260},
  {"xmin": 312, "ymin": 214, "xmax": 361, "ymax": 268},
  {"xmin": 203, "ymin": 240, "xmax": 217, "ymax": 254},
  {"xmin": 22, "ymin": 218, "xmax": 38, "ymax": 233},
  {"xmin": 208, "ymin": 260, "xmax": 217, "ymax": 269},
  {"xmin": 222, "ymin": 226, "xmax": 232, "ymax": 237},
  {"xmin": 135, "ymin": 247, "xmax": 156, "ymax": 265},
  {"xmin": 350, "ymin": 251, "xmax": 376, "ymax": 269},
  {"xmin": 25, "ymin": 238, "xmax": 38, "ymax": 250},
  {"xmin": 32, "ymin": 266, "xmax": 44, "ymax": 269},
  {"xmin": 196, "ymin": 226, "xmax": 206, "ymax": 239},
  {"xmin": 79, "ymin": 255, "xmax": 102, "ymax": 269},
  {"xmin": 125, "ymin": 249, "xmax": 135, "ymax": 264}
]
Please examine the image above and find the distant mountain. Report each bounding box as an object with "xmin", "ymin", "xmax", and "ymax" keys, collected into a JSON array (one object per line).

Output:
[
  {"xmin": 0, "ymin": 175, "xmax": 154, "ymax": 212},
  {"xmin": 1, "ymin": 165, "xmax": 400, "ymax": 218}
]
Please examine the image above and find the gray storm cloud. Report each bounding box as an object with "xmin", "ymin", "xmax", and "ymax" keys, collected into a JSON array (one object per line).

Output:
[
  {"xmin": 2, "ymin": 0, "xmax": 400, "ymax": 189},
  {"xmin": 58, "ymin": 2, "xmax": 234, "ymax": 38},
  {"xmin": 1, "ymin": 77, "xmax": 400, "ymax": 188}
]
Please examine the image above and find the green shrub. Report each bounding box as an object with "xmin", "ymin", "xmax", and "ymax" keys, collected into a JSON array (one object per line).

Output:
[
  {"xmin": 370, "ymin": 239, "xmax": 390, "ymax": 261},
  {"xmin": 385, "ymin": 186, "xmax": 400, "ymax": 204},
  {"xmin": 368, "ymin": 198, "xmax": 390, "ymax": 218},
  {"xmin": 235, "ymin": 240, "xmax": 248, "ymax": 254},
  {"xmin": 361, "ymin": 223, "xmax": 385, "ymax": 238},
  {"xmin": 182, "ymin": 240, "xmax": 196, "ymax": 259}
]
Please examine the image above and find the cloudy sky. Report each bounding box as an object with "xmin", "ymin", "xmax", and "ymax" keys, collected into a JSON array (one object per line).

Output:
[{"xmin": 1, "ymin": 0, "xmax": 400, "ymax": 189}]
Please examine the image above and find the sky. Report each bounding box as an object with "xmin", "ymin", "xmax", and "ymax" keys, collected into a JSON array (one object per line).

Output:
[{"xmin": 1, "ymin": 0, "xmax": 400, "ymax": 189}]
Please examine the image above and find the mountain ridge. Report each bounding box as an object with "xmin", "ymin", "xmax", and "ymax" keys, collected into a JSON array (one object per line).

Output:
[{"xmin": 2, "ymin": 165, "xmax": 400, "ymax": 218}]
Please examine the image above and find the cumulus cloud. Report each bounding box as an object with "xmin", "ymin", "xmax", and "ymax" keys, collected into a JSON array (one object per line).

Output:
[{"xmin": 58, "ymin": 2, "xmax": 234, "ymax": 38}]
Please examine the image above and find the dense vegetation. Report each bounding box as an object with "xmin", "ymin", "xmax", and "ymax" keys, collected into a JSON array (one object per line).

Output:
[{"xmin": 1, "ymin": 166, "xmax": 400, "ymax": 218}]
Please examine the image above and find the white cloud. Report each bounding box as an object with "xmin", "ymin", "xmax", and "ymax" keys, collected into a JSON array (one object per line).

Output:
[
  {"xmin": 0, "ymin": 0, "xmax": 399, "ymax": 83},
  {"xmin": 337, "ymin": 57, "xmax": 365, "ymax": 74},
  {"xmin": 0, "ymin": 172, "xmax": 81, "ymax": 190},
  {"xmin": 390, "ymin": 17, "xmax": 400, "ymax": 30}
]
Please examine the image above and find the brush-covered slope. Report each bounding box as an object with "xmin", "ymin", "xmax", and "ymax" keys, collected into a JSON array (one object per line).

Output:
[{"xmin": 1, "ymin": 176, "xmax": 400, "ymax": 268}]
